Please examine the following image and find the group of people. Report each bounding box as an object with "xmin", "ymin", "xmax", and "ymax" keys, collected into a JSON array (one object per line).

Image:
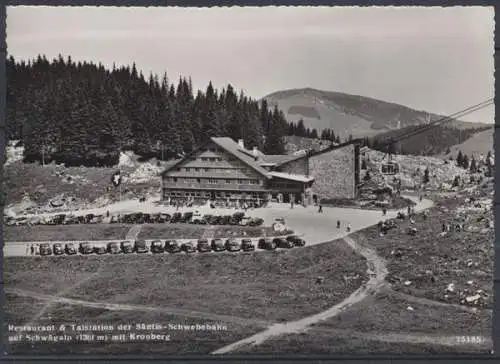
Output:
[{"xmin": 336, "ymin": 219, "xmax": 351, "ymax": 232}]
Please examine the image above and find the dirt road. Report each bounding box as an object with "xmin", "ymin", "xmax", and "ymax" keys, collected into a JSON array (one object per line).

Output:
[{"xmin": 6, "ymin": 288, "xmax": 269, "ymax": 327}]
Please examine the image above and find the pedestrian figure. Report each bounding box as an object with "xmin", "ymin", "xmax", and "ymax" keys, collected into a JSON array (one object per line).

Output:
[
  {"xmin": 419, "ymin": 195, "xmax": 423, "ymax": 202},
  {"xmin": 378, "ymin": 221, "xmax": 383, "ymax": 231},
  {"xmin": 346, "ymin": 223, "xmax": 351, "ymax": 233},
  {"xmin": 291, "ymin": 201, "xmax": 294, "ymax": 209},
  {"xmin": 442, "ymin": 222, "xmax": 446, "ymax": 232},
  {"xmin": 30, "ymin": 245, "xmax": 35, "ymax": 255},
  {"xmin": 106, "ymin": 210, "xmax": 110, "ymax": 218},
  {"xmin": 318, "ymin": 204, "xmax": 323, "ymax": 213},
  {"xmin": 382, "ymin": 208, "xmax": 387, "ymax": 216},
  {"xmin": 337, "ymin": 220, "xmax": 341, "ymax": 229},
  {"xmin": 407, "ymin": 205, "xmax": 411, "ymax": 215}
]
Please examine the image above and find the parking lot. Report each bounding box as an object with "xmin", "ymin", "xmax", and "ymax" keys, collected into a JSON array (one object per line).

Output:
[
  {"xmin": 5, "ymin": 235, "xmax": 305, "ymax": 258},
  {"xmin": 4, "ymin": 195, "xmax": 430, "ymax": 258}
]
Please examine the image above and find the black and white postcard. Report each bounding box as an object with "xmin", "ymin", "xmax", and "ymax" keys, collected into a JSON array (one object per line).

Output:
[{"xmin": 3, "ymin": 5, "xmax": 495, "ymax": 356}]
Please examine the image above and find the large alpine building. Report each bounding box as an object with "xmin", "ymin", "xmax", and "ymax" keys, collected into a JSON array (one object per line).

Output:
[{"xmin": 161, "ymin": 137, "xmax": 360, "ymax": 206}]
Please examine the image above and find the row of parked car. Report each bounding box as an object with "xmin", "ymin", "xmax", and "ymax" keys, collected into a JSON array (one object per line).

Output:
[
  {"xmin": 7, "ymin": 211, "xmax": 265, "ymax": 227},
  {"xmin": 35, "ymin": 235, "xmax": 306, "ymax": 256}
]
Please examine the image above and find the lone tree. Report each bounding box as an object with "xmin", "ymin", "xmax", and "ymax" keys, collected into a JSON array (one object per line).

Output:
[
  {"xmin": 462, "ymin": 154, "xmax": 470, "ymax": 170},
  {"xmin": 423, "ymin": 168, "xmax": 430, "ymax": 184},
  {"xmin": 456, "ymin": 150, "xmax": 464, "ymax": 167},
  {"xmin": 470, "ymin": 156, "xmax": 477, "ymax": 173},
  {"xmin": 452, "ymin": 175, "xmax": 460, "ymax": 187}
]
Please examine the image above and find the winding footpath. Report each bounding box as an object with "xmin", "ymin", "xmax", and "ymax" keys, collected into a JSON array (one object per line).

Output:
[{"xmin": 212, "ymin": 195, "xmax": 434, "ymax": 354}]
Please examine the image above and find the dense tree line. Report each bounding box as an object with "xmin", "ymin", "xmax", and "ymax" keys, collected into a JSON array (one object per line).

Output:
[
  {"xmin": 7, "ymin": 55, "xmax": 292, "ymax": 167},
  {"xmin": 287, "ymin": 119, "xmax": 341, "ymax": 143},
  {"xmin": 363, "ymin": 123, "xmax": 491, "ymax": 156}
]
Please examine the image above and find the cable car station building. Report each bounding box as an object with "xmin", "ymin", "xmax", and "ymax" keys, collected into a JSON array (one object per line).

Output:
[{"xmin": 161, "ymin": 137, "xmax": 360, "ymax": 206}]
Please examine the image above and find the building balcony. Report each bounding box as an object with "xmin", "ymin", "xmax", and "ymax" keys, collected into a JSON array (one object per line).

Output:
[{"xmin": 163, "ymin": 182, "xmax": 269, "ymax": 192}]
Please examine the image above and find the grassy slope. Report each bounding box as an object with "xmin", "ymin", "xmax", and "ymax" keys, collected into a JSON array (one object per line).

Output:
[
  {"xmin": 446, "ymin": 128, "xmax": 494, "ymax": 158},
  {"xmin": 4, "ymin": 240, "xmax": 367, "ymax": 323},
  {"xmin": 354, "ymin": 184, "xmax": 494, "ymax": 309}
]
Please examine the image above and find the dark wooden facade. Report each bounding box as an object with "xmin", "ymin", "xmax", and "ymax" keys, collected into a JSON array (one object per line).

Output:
[{"xmin": 161, "ymin": 138, "xmax": 359, "ymax": 206}]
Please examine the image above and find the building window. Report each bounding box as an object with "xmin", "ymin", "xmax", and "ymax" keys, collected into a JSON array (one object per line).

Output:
[
  {"xmin": 197, "ymin": 178, "xmax": 201, "ymax": 183},
  {"xmin": 185, "ymin": 168, "xmax": 191, "ymax": 172},
  {"xmin": 226, "ymin": 180, "xmax": 231, "ymax": 184},
  {"xmin": 208, "ymin": 179, "xmax": 217, "ymax": 184},
  {"xmin": 195, "ymin": 192, "xmax": 201, "ymax": 197},
  {"xmin": 204, "ymin": 168, "xmax": 209, "ymax": 172},
  {"xmin": 176, "ymin": 168, "xmax": 181, "ymax": 171},
  {"xmin": 173, "ymin": 178, "xmax": 177, "ymax": 182},
  {"xmin": 194, "ymin": 168, "xmax": 199, "ymax": 172}
]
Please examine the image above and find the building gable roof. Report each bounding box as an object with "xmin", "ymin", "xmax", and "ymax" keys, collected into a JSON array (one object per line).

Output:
[
  {"xmin": 210, "ymin": 137, "xmax": 271, "ymax": 178},
  {"xmin": 259, "ymin": 154, "xmax": 304, "ymax": 166},
  {"xmin": 161, "ymin": 137, "xmax": 271, "ymax": 178},
  {"xmin": 277, "ymin": 139, "xmax": 362, "ymax": 168}
]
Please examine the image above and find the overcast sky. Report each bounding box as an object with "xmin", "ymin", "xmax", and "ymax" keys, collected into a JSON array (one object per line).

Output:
[{"xmin": 7, "ymin": 6, "xmax": 495, "ymax": 123}]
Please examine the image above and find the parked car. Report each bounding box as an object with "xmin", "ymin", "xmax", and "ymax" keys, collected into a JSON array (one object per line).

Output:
[
  {"xmin": 107, "ymin": 242, "xmax": 121, "ymax": 254},
  {"xmin": 121, "ymin": 240, "xmax": 134, "ymax": 254},
  {"xmin": 258, "ymin": 238, "xmax": 276, "ymax": 250},
  {"xmin": 225, "ymin": 239, "xmax": 241, "ymax": 252},
  {"xmin": 191, "ymin": 211, "xmax": 205, "ymax": 224},
  {"xmin": 273, "ymin": 237, "xmax": 294, "ymax": 249},
  {"xmin": 134, "ymin": 240, "xmax": 149, "ymax": 253},
  {"xmin": 53, "ymin": 243, "xmax": 64, "ymax": 255},
  {"xmin": 79, "ymin": 242, "xmax": 94, "ymax": 255},
  {"xmin": 211, "ymin": 239, "xmax": 226, "ymax": 252},
  {"xmin": 151, "ymin": 240, "xmax": 165, "ymax": 253},
  {"xmin": 65, "ymin": 243, "xmax": 77, "ymax": 255},
  {"xmin": 158, "ymin": 214, "xmax": 171, "ymax": 223},
  {"xmin": 40, "ymin": 243, "xmax": 53, "ymax": 256},
  {"xmin": 94, "ymin": 245, "xmax": 107, "ymax": 255},
  {"xmin": 241, "ymin": 238, "xmax": 255, "ymax": 252},
  {"xmin": 181, "ymin": 241, "xmax": 196, "ymax": 253},
  {"xmin": 286, "ymin": 235, "xmax": 306, "ymax": 247},
  {"xmin": 165, "ymin": 240, "xmax": 181, "ymax": 254},
  {"xmin": 171, "ymin": 212, "xmax": 182, "ymax": 223},
  {"xmin": 197, "ymin": 239, "xmax": 211, "ymax": 253}
]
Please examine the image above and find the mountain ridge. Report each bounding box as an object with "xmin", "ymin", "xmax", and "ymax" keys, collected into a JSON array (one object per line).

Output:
[{"xmin": 263, "ymin": 88, "xmax": 491, "ymax": 138}]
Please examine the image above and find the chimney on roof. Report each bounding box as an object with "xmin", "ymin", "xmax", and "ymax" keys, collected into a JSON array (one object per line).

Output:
[
  {"xmin": 253, "ymin": 146, "xmax": 259, "ymax": 160},
  {"xmin": 238, "ymin": 139, "xmax": 244, "ymax": 149}
]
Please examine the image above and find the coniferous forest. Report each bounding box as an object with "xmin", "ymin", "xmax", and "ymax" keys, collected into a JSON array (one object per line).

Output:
[
  {"xmin": 8, "ymin": 55, "xmax": 328, "ymax": 167},
  {"xmin": 7, "ymin": 55, "xmax": 487, "ymax": 167}
]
